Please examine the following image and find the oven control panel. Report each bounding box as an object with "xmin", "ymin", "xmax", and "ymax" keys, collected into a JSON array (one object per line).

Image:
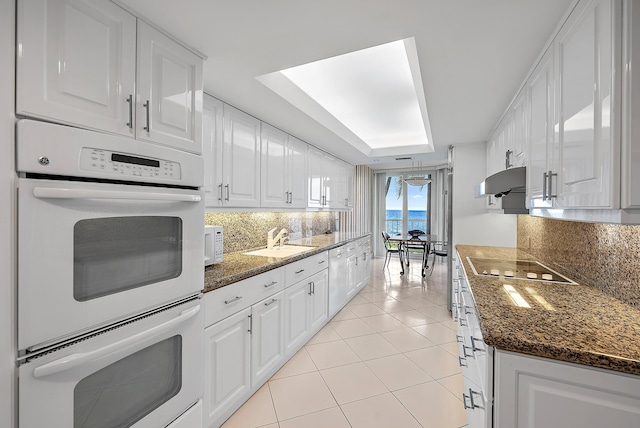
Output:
[{"xmin": 80, "ymin": 148, "xmax": 181, "ymax": 180}]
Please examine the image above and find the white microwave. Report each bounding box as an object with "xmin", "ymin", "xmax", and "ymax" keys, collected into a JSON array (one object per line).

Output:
[{"xmin": 204, "ymin": 225, "xmax": 223, "ymax": 265}]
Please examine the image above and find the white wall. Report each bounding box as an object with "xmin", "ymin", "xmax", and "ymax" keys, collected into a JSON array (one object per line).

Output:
[
  {"xmin": 0, "ymin": 0, "xmax": 15, "ymax": 426},
  {"xmin": 452, "ymin": 143, "xmax": 517, "ymax": 250}
]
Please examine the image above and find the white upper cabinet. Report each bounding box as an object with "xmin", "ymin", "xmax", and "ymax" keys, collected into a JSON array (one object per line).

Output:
[
  {"xmin": 261, "ymin": 124, "xmax": 289, "ymax": 208},
  {"xmin": 308, "ymin": 146, "xmax": 326, "ymax": 208},
  {"xmin": 17, "ymin": 0, "xmax": 203, "ymax": 154},
  {"xmin": 17, "ymin": 0, "xmax": 136, "ymax": 136},
  {"xmin": 622, "ymin": 0, "xmax": 640, "ymax": 208},
  {"xmin": 260, "ymin": 125, "xmax": 308, "ymax": 208},
  {"xmin": 510, "ymin": 89, "xmax": 528, "ymax": 168},
  {"xmin": 221, "ymin": 105, "xmax": 261, "ymax": 207},
  {"xmin": 136, "ymin": 21, "xmax": 203, "ymax": 154},
  {"xmin": 307, "ymin": 146, "xmax": 348, "ymax": 209},
  {"xmin": 203, "ymin": 94, "xmax": 224, "ymax": 207},
  {"xmin": 553, "ymin": 0, "xmax": 617, "ymax": 208},
  {"xmin": 527, "ymin": 47, "xmax": 555, "ymax": 208}
]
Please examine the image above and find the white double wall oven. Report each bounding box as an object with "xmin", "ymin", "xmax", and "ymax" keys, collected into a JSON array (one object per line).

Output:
[{"xmin": 16, "ymin": 119, "xmax": 205, "ymax": 428}]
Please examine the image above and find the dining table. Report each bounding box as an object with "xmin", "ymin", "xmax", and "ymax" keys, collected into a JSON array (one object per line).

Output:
[{"xmin": 387, "ymin": 234, "xmax": 439, "ymax": 277}]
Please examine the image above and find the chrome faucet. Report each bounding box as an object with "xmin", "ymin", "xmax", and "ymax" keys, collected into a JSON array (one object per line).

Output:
[{"xmin": 267, "ymin": 228, "xmax": 288, "ymax": 249}]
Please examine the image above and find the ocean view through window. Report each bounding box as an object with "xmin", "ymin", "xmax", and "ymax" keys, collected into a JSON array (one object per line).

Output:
[{"xmin": 385, "ymin": 174, "xmax": 430, "ymax": 235}]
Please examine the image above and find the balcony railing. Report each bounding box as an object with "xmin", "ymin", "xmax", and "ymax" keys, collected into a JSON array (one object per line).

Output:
[{"xmin": 385, "ymin": 219, "xmax": 427, "ymax": 235}]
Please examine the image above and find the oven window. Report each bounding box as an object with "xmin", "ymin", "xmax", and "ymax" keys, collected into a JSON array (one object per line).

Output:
[
  {"xmin": 74, "ymin": 217, "xmax": 183, "ymax": 301},
  {"xmin": 74, "ymin": 335, "xmax": 182, "ymax": 428}
]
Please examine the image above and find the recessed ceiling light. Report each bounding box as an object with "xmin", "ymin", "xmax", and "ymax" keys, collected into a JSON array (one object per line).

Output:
[{"xmin": 257, "ymin": 37, "xmax": 433, "ymax": 158}]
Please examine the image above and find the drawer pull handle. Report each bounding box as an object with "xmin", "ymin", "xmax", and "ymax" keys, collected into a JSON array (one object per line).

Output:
[
  {"xmin": 224, "ymin": 296, "xmax": 242, "ymax": 304},
  {"xmin": 469, "ymin": 388, "xmax": 484, "ymax": 409},
  {"xmin": 126, "ymin": 94, "xmax": 133, "ymax": 129},
  {"xmin": 295, "ymin": 269, "xmax": 305, "ymax": 274},
  {"xmin": 264, "ymin": 298, "xmax": 278, "ymax": 307},
  {"xmin": 264, "ymin": 281, "xmax": 278, "ymax": 288},
  {"xmin": 459, "ymin": 318, "xmax": 468, "ymax": 327},
  {"xmin": 462, "ymin": 345, "xmax": 474, "ymax": 359},
  {"xmin": 456, "ymin": 335, "xmax": 463, "ymax": 343},
  {"xmin": 318, "ymin": 260, "xmax": 326, "ymax": 264},
  {"xmin": 462, "ymin": 392, "xmax": 471, "ymax": 409},
  {"xmin": 458, "ymin": 356, "xmax": 467, "ymax": 367},
  {"xmin": 470, "ymin": 336, "xmax": 485, "ymax": 352},
  {"xmin": 143, "ymin": 100, "xmax": 150, "ymax": 132}
]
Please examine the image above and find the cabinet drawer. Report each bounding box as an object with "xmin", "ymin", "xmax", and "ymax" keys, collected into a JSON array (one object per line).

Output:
[
  {"xmin": 284, "ymin": 252, "xmax": 328, "ymax": 286},
  {"xmin": 357, "ymin": 237, "xmax": 371, "ymax": 252},
  {"xmin": 204, "ymin": 268, "xmax": 284, "ymax": 326},
  {"xmin": 344, "ymin": 241, "xmax": 359, "ymax": 257}
]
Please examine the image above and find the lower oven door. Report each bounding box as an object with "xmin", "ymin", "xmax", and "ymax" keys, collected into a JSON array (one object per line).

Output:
[
  {"xmin": 18, "ymin": 178, "xmax": 204, "ymax": 350},
  {"xmin": 19, "ymin": 298, "xmax": 203, "ymax": 428}
]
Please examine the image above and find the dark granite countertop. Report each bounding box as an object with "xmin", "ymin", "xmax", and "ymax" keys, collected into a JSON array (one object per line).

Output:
[
  {"xmin": 456, "ymin": 245, "xmax": 640, "ymax": 376},
  {"xmin": 204, "ymin": 232, "xmax": 370, "ymax": 293}
]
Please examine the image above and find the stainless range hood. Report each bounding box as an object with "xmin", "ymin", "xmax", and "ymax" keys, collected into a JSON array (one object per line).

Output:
[{"xmin": 475, "ymin": 166, "xmax": 529, "ymax": 214}]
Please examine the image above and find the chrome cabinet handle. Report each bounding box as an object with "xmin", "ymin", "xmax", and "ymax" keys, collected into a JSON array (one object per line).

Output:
[
  {"xmin": 218, "ymin": 184, "xmax": 223, "ymax": 201},
  {"xmin": 471, "ymin": 336, "xmax": 485, "ymax": 352},
  {"xmin": 143, "ymin": 100, "xmax": 150, "ymax": 132},
  {"xmin": 542, "ymin": 172, "xmax": 548, "ymax": 200},
  {"xmin": 264, "ymin": 298, "xmax": 278, "ymax": 307},
  {"xmin": 311, "ymin": 281, "xmax": 315, "ymax": 295},
  {"xmin": 459, "ymin": 318, "xmax": 468, "ymax": 327},
  {"xmin": 549, "ymin": 171, "xmax": 557, "ymax": 198},
  {"xmin": 295, "ymin": 269, "xmax": 305, "ymax": 274},
  {"xmin": 225, "ymin": 184, "xmax": 230, "ymax": 201},
  {"xmin": 344, "ymin": 198, "xmax": 348, "ymax": 206},
  {"xmin": 469, "ymin": 388, "xmax": 483, "ymax": 409},
  {"xmin": 126, "ymin": 94, "xmax": 133, "ymax": 129},
  {"xmin": 456, "ymin": 335, "xmax": 463, "ymax": 343},
  {"xmin": 462, "ymin": 345, "xmax": 474, "ymax": 358},
  {"xmin": 458, "ymin": 356, "xmax": 467, "ymax": 367},
  {"xmin": 318, "ymin": 260, "xmax": 326, "ymax": 265},
  {"xmin": 308, "ymin": 282, "xmax": 313, "ymax": 296},
  {"xmin": 464, "ymin": 305, "xmax": 473, "ymax": 315},
  {"xmin": 264, "ymin": 281, "xmax": 278, "ymax": 288},
  {"xmin": 224, "ymin": 296, "xmax": 242, "ymax": 304},
  {"xmin": 505, "ymin": 149, "xmax": 513, "ymax": 169},
  {"xmin": 462, "ymin": 392, "xmax": 472, "ymax": 409},
  {"xmin": 248, "ymin": 314, "xmax": 252, "ymax": 333}
]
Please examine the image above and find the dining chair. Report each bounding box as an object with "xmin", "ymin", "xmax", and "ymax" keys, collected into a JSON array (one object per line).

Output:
[
  {"xmin": 428, "ymin": 242, "xmax": 448, "ymax": 276},
  {"xmin": 382, "ymin": 231, "xmax": 401, "ymax": 269},
  {"xmin": 404, "ymin": 235, "xmax": 428, "ymax": 267}
]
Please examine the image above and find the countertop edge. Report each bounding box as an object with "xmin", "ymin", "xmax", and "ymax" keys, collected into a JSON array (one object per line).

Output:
[
  {"xmin": 456, "ymin": 244, "xmax": 640, "ymax": 377},
  {"xmin": 204, "ymin": 233, "xmax": 370, "ymax": 293}
]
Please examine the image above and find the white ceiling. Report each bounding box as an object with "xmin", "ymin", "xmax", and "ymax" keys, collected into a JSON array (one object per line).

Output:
[{"xmin": 119, "ymin": 0, "xmax": 574, "ymax": 170}]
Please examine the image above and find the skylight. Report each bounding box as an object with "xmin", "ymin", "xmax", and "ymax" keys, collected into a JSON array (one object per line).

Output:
[{"xmin": 257, "ymin": 38, "xmax": 433, "ymax": 157}]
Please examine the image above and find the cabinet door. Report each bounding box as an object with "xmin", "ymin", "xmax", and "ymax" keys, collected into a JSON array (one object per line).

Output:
[
  {"xmin": 346, "ymin": 256, "xmax": 358, "ymax": 300},
  {"xmin": 495, "ymin": 351, "xmax": 640, "ymax": 428},
  {"xmin": 17, "ymin": 0, "xmax": 136, "ymax": 136},
  {"xmin": 204, "ymin": 308, "xmax": 251, "ymax": 428},
  {"xmin": 260, "ymin": 124, "xmax": 288, "ymax": 207},
  {"xmin": 511, "ymin": 89, "xmax": 528, "ymax": 167},
  {"xmin": 284, "ymin": 280, "xmax": 310, "ymax": 356},
  {"xmin": 287, "ymin": 136, "xmax": 308, "ymax": 208},
  {"xmin": 308, "ymin": 270, "xmax": 328, "ymax": 333},
  {"xmin": 137, "ymin": 21, "xmax": 203, "ymax": 154},
  {"xmin": 203, "ymin": 94, "xmax": 224, "ymax": 207},
  {"xmin": 323, "ymin": 152, "xmax": 338, "ymax": 207},
  {"xmin": 554, "ymin": 0, "xmax": 616, "ymax": 208},
  {"xmin": 251, "ymin": 291, "xmax": 285, "ymax": 387},
  {"xmin": 527, "ymin": 47, "xmax": 555, "ymax": 207},
  {"xmin": 307, "ymin": 146, "xmax": 325, "ymax": 208},
  {"xmin": 222, "ymin": 105, "xmax": 261, "ymax": 207}
]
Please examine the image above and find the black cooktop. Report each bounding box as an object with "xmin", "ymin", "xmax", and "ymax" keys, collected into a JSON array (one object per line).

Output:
[{"xmin": 467, "ymin": 257, "xmax": 576, "ymax": 284}]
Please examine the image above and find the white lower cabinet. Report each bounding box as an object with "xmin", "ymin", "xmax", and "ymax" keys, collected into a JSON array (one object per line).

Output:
[
  {"xmin": 455, "ymin": 251, "xmax": 640, "ymax": 428},
  {"xmin": 251, "ymin": 291, "xmax": 285, "ymax": 388},
  {"xmin": 203, "ymin": 308, "xmax": 251, "ymax": 428},
  {"xmin": 495, "ymin": 351, "xmax": 640, "ymax": 428},
  {"xmin": 284, "ymin": 269, "xmax": 328, "ymax": 357}
]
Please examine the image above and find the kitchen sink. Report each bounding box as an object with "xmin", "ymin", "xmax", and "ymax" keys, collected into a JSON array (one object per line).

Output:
[{"xmin": 243, "ymin": 245, "xmax": 316, "ymax": 258}]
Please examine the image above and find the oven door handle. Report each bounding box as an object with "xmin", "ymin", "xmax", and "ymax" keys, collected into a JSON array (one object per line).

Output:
[
  {"xmin": 32, "ymin": 305, "xmax": 200, "ymax": 379},
  {"xmin": 33, "ymin": 187, "xmax": 202, "ymax": 202}
]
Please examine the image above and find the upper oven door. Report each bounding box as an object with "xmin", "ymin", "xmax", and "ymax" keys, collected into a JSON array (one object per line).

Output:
[{"xmin": 18, "ymin": 177, "xmax": 204, "ymax": 351}]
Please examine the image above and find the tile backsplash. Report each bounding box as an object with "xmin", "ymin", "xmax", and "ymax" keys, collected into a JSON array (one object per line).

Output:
[
  {"xmin": 517, "ymin": 215, "xmax": 640, "ymax": 307},
  {"xmin": 205, "ymin": 211, "xmax": 340, "ymax": 254}
]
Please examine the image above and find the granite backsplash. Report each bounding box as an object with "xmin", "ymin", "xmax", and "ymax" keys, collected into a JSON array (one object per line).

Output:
[
  {"xmin": 517, "ymin": 215, "xmax": 640, "ymax": 308},
  {"xmin": 205, "ymin": 211, "xmax": 342, "ymax": 254}
]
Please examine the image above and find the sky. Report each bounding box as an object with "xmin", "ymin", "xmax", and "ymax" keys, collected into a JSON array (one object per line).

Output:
[{"xmin": 385, "ymin": 176, "xmax": 428, "ymax": 211}]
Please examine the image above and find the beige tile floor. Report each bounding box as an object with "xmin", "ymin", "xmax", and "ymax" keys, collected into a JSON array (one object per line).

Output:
[{"xmin": 222, "ymin": 255, "xmax": 467, "ymax": 428}]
